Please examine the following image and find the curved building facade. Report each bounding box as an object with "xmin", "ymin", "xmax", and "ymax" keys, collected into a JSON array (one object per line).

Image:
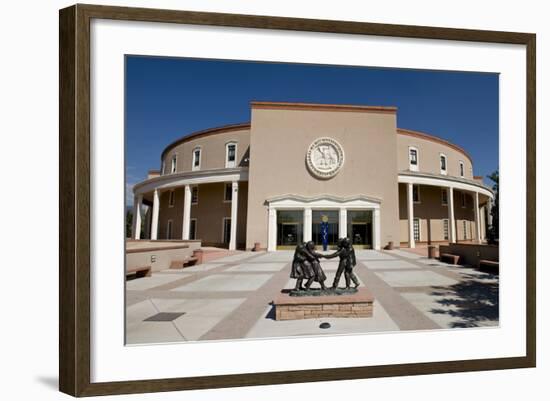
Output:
[{"xmin": 132, "ymin": 101, "xmax": 493, "ymax": 251}]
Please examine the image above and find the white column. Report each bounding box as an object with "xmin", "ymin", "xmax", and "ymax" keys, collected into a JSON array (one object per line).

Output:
[
  {"xmin": 182, "ymin": 185, "xmax": 191, "ymax": 240},
  {"xmin": 132, "ymin": 194, "xmax": 143, "ymax": 240},
  {"xmin": 373, "ymin": 208, "xmax": 381, "ymax": 250},
  {"xmin": 447, "ymin": 187, "xmax": 456, "ymax": 243},
  {"xmin": 229, "ymin": 181, "xmax": 239, "ymax": 250},
  {"xmin": 144, "ymin": 206, "xmax": 151, "ymax": 239},
  {"xmin": 480, "ymin": 206, "xmax": 486, "ymax": 240},
  {"xmin": 407, "ymin": 183, "xmax": 415, "ymax": 248},
  {"xmin": 150, "ymin": 189, "xmax": 160, "ymax": 240},
  {"xmin": 303, "ymin": 208, "xmax": 312, "ymax": 242},
  {"xmin": 474, "ymin": 191, "xmax": 481, "ymax": 243},
  {"xmin": 267, "ymin": 207, "xmax": 277, "ymax": 252},
  {"xmin": 339, "ymin": 208, "xmax": 347, "ymax": 239},
  {"xmin": 486, "ymin": 197, "xmax": 493, "ymax": 227}
]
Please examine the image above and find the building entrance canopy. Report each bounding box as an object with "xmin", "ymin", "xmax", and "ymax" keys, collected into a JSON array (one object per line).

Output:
[{"xmin": 266, "ymin": 195, "xmax": 381, "ymax": 251}]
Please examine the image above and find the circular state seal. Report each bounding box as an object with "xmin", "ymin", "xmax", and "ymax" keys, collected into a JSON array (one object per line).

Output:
[{"xmin": 306, "ymin": 137, "xmax": 345, "ymax": 179}]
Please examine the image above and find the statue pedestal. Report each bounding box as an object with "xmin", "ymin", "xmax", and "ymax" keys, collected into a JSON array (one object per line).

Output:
[{"xmin": 273, "ymin": 288, "xmax": 374, "ymax": 320}]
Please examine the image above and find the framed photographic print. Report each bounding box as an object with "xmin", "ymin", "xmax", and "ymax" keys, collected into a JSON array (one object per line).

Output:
[{"xmin": 59, "ymin": 4, "xmax": 536, "ymax": 397}]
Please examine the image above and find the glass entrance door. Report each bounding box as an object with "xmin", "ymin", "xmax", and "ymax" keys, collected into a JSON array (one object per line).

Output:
[
  {"xmin": 347, "ymin": 210, "xmax": 373, "ymax": 249},
  {"xmin": 277, "ymin": 210, "xmax": 303, "ymax": 249},
  {"xmin": 280, "ymin": 223, "xmax": 299, "ymax": 246}
]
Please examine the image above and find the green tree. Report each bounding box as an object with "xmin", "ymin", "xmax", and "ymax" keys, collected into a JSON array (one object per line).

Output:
[
  {"xmin": 487, "ymin": 170, "xmax": 499, "ymax": 243},
  {"xmin": 126, "ymin": 209, "xmax": 133, "ymax": 238}
]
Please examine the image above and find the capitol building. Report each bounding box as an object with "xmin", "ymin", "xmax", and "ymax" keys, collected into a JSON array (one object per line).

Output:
[{"xmin": 131, "ymin": 101, "xmax": 494, "ymax": 251}]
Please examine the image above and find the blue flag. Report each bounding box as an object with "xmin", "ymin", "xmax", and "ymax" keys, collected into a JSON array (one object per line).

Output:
[{"xmin": 321, "ymin": 221, "xmax": 329, "ymax": 251}]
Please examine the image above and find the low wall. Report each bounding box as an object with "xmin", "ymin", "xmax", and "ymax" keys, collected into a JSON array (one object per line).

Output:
[
  {"xmin": 438, "ymin": 243, "xmax": 499, "ymax": 266},
  {"xmin": 273, "ymin": 288, "xmax": 375, "ymax": 320},
  {"xmin": 126, "ymin": 240, "xmax": 202, "ymax": 272}
]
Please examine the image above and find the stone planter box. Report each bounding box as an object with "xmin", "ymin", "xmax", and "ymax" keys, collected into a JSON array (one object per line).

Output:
[{"xmin": 273, "ymin": 288, "xmax": 375, "ymax": 320}]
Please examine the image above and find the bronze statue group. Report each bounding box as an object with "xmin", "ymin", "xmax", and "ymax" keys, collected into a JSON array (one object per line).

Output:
[{"xmin": 290, "ymin": 237, "xmax": 359, "ymax": 292}]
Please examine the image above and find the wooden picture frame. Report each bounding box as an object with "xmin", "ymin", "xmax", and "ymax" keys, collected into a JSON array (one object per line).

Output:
[{"xmin": 59, "ymin": 3, "xmax": 536, "ymax": 397}]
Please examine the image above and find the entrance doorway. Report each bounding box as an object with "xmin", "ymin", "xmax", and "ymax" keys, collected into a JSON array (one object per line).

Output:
[
  {"xmin": 266, "ymin": 197, "xmax": 381, "ymax": 252},
  {"xmin": 222, "ymin": 218, "xmax": 231, "ymax": 245},
  {"xmin": 347, "ymin": 210, "xmax": 373, "ymax": 249},
  {"xmin": 312, "ymin": 210, "xmax": 339, "ymax": 249},
  {"xmin": 276, "ymin": 210, "xmax": 303, "ymax": 249}
]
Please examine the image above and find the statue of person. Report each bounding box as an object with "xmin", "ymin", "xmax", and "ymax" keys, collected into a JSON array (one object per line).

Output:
[
  {"xmin": 325, "ymin": 237, "xmax": 360, "ymax": 289},
  {"xmin": 290, "ymin": 242, "xmax": 314, "ymax": 291},
  {"xmin": 302, "ymin": 241, "xmax": 328, "ymax": 290}
]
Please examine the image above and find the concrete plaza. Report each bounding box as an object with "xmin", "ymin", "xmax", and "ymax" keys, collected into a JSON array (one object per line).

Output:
[{"xmin": 126, "ymin": 249, "xmax": 499, "ymax": 344}]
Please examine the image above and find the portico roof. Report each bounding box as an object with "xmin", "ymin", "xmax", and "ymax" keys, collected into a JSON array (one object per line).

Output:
[
  {"xmin": 265, "ymin": 194, "xmax": 382, "ymax": 204},
  {"xmin": 398, "ymin": 171, "xmax": 494, "ymax": 198}
]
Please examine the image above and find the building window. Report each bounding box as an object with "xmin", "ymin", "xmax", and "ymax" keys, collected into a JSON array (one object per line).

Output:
[
  {"xmin": 441, "ymin": 188, "xmax": 448, "ymax": 206},
  {"xmin": 461, "ymin": 192, "xmax": 467, "ymax": 208},
  {"xmin": 440, "ymin": 154, "xmax": 447, "ymax": 175},
  {"xmin": 224, "ymin": 183, "xmax": 233, "ymax": 202},
  {"xmin": 459, "ymin": 161, "xmax": 465, "ymax": 178},
  {"xmin": 225, "ymin": 142, "xmax": 237, "ymax": 168},
  {"xmin": 192, "ymin": 147, "xmax": 201, "ymax": 171},
  {"xmin": 413, "ymin": 184, "xmax": 420, "ymax": 203},
  {"xmin": 191, "ymin": 186, "xmax": 199, "ymax": 205},
  {"xmin": 171, "ymin": 154, "xmax": 177, "ymax": 174},
  {"xmin": 443, "ymin": 219, "xmax": 449, "ymax": 240},
  {"xmin": 408, "ymin": 147, "xmax": 419, "ymax": 171},
  {"xmin": 189, "ymin": 219, "xmax": 197, "ymax": 240},
  {"xmin": 168, "ymin": 190, "xmax": 175, "ymax": 207},
  {"xmin": 222, "ymin": 218, "xmax": 231, "ymax": 244},
  {"xmin": 413, "ymin": 218, "xmax": 420, "ymax": 241},
  {"xmin": 166, "ymin": 219, "xmax": 173, "ymax": 240},
  {"xmin": 463, "ymin": 220, "xmax": 467, "ymax": 240}
]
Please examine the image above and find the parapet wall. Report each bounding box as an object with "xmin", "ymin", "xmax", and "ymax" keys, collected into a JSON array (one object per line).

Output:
[
  {"xmin": 439, "ymin": 243, "xmax": 499, "ymax": 266},
  {"xmin": 126, "ymin": 240, "xmax": 202, "ymax": 272}
]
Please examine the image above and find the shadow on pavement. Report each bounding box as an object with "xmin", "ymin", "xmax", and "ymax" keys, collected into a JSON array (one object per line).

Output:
[{"xmin": 429, "ymin": 272, "xmax": 499, "ymax": 328}]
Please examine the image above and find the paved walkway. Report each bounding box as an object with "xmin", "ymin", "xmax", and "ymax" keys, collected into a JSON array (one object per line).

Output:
[{"xmin": 126, "ymin": 249, "xmax": 499, "ymax": 344}]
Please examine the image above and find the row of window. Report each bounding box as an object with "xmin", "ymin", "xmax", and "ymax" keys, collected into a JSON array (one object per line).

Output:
[
  {"xmin": 169, "ymin": 183, "xmax": 469, "ymax": 208},
  {"xmin": 408, "ymin": 147, "xmax": 466, "ymax": 177},
  {"xmin": 163, "ymin": 142, "xmax": 238, "ymax": 175},
  {"xmin": 412, "ymin": 218, "xmax": 470, "ymax": 241},
  {"xmin": 164, "ymin": 217, "xmax": 232, "ymax": 243},
  {"xmin": 411, "ymin": 185, "xmax": 468, "ymax": 208},
  {"xmin": 164, "ymin": 218, "xmax": 198, "ymax": 240},
  {"xmin": 167, "ymin": 183, "xmax": 234, "ymax": 207},
  {"xmin": 164, "ymin": 218, "xmax": 197, "ymax": 240}
]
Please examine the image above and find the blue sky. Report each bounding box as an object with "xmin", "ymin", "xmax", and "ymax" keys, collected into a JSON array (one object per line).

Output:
[{"xmin": 125, "ymin": 56, "xmax": 499, "ymax": 206}]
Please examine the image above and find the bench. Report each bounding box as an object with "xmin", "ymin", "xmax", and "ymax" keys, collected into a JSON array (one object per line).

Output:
[
  {"xmin": 440, "ymin": 253, "xmax": 460, "ymax": 265},
  {"xmin": 479, "ymin": 259, "xmax": 499, "ymax": 272},
  {"xmin": 126, "ymin": 266, "xmax": 151, "ymax": 280},
  {"xmin": 169, "ymin": 257, "xmax": 199, "ymax": 269}
]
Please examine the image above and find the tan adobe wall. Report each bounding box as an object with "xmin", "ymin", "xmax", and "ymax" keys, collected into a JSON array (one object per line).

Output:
[
  {"xmin": 190, "ymin": 182, "xmax": 248, "ymax": 248},
  {"xmin": 439, "ymin": 243, "xmax": 499, "ymax": 266},
  {"xmin": 161, "ymin": 127, "xmax": 250, "ymax": 173},
  {"xmin": 158, "ymin": 188, "xmax": 185, "ymax": 239},
  {"xmin": 147, "ymin": 170, "xmax": 160, "ymax": 179},
  {"xmin": 398, "ymin": 183, "xmax": 475, "ymax": 243},
  {"xmin": 236, "ymin": 181, "xmax": 249, "ymax": 247},
  {"xmin": 126, "ymin": 241, "xmax": 201, "ymax": 272},
  {"xmin": 156, "ymin": 182, "xmax": 248, "ymax": 248},
  {"xmin": 453, "ymin": 188, "xmax": 477, "ymax": 242},
  {"xmin": 246, "ymin": 105, "xmax": 400, "ymax": 250},
  {"xmin": 473, "ymin": 175, "xmax": 484, "ymax": 184},
  {"xmin": 397, "ymin": 130, "xmax": 474, "ymax": 179}
]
